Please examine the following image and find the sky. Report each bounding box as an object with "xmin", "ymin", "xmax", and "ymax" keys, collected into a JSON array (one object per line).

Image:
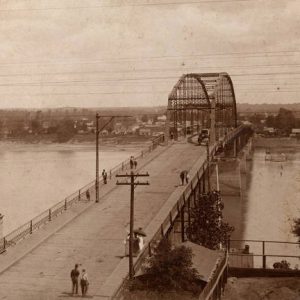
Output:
[{"xmin": 0, "ymin": 0, "xmax": 299, "ymax": 108}]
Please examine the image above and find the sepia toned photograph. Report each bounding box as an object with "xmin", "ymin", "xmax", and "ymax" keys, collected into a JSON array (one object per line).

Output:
[{"xmin": 0, "ymin": 0, "xmax": 299, "ymax": 299}]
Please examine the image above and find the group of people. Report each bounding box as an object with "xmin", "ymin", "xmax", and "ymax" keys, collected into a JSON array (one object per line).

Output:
[
  {"xmin": 70, "ymin": 264, "xmax": 89, "ymax": 296},
  {"xmin": 102, "ymin": 169, "xmax": 108, "ymax": 184},
  {"xmin": 179, "ymin": 170, "xmax": 190, "ymax": 185},
  {"xmin": 130, "ymin": 156, "xmax": 138, "ymax": 169}
]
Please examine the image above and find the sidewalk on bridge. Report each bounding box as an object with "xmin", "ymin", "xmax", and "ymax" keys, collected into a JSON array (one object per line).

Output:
[
  {"xmin": 0, "ymin": 139, "xmax": 205, "ymax": 300},
  {"xmin": 0, "ymin": 142, "xmax": 172, "ymax": 276}
]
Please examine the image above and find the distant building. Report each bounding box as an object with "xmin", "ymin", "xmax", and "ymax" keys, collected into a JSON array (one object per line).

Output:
[
  {"xmin": 139, "ymin": 128, "xmax": 151, "ymax": 136},
  {"xmin": 42, "ymin": 121, "xmax": 51, "ymax": 132},
  {"xmin": 263, "ymin": 127, "xmax": 276, "ymax": 136},
  {"xmin": 290, "ymin": 128, "xmax": 300, "ymax": 138},
  {"xmin": 138, "ymin": 124, "xmax": 165, "ymax": 136},
  {"xmin": 157, "ymin": 115, "xmax": 167, "ymax": 121},
  {"xmin": 86, "ymin": 121, "xmax": 95, "ymax": 133}
]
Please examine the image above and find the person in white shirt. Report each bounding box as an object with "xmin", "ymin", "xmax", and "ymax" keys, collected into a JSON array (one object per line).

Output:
[{"xmin": 80, "ymin": 269, "xmax": 89, "ymax": 296}]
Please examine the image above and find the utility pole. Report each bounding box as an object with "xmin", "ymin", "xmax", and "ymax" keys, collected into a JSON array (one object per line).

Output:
[
  {"xmin": 95, "ymin": 113, "xmax": 100, "ymax": 203},
  {"xmin": 95, "ymin": 114, "xmax": 131, "ymax": 203},
  {"xmin": 116, "ymin": 172, "xmax": 149, "ymax": 279}
]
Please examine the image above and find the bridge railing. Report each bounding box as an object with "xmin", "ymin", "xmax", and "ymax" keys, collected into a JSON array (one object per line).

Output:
[
  {"xmin": 0, "ymin": 134, "xmax": 165, "ymax": 254},
  {"xmin": 198, "ymin": 253, "xmax": 228, "ymax": 300},
  {"xmin": 228, "ymin": 239, "xmax": 300, "ymax": 270},
  {"xmin": 112, "ymin": 140, "xmax": 224, "ymax": 299}
]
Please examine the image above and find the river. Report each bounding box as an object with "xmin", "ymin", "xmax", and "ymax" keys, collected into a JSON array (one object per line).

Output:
[
  {"xmin": 0, "ymin": 143, "xmax": 139, "ymax": 235},
  {"xmin": 240, "ymin": 145, "xmax": 300, "ymax": 268}
]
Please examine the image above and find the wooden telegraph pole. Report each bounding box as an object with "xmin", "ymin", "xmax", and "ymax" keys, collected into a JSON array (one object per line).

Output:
[
  {"xmin": 116, "ymin": 171, "xmax": 149, "ymax": 279},
  {"xmin": 95, "ymin": 113, "xmax": 100, "ymax": 203}
]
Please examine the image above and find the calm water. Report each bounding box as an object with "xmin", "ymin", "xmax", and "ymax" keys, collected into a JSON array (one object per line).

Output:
[
  {"xmin": 0, "ymin": 145, "xmax": 137, "ymax": 235},
  {"xmin": 242, "ymin": 148, "xmax": 300, "ymax": 268}
]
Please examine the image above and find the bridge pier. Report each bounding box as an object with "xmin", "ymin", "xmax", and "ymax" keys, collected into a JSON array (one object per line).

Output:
[{"xmin": 165, "ymin": 130, "xmax": 253, "ymax": 250}]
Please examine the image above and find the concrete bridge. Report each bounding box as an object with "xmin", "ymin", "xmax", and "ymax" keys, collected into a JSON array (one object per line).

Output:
[
  {"xmin": 0, "ymin": 127, "xmax": 252, "ymax": 300},
  {"xmin": 0, "ymin": 73, "xmax": 252, "ymax": 299}
]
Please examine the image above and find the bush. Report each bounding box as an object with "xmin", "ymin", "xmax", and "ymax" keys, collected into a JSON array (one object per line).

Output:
[{"xmin": 126, "ymin": 239, "xmax": 201, "ymax": 296}]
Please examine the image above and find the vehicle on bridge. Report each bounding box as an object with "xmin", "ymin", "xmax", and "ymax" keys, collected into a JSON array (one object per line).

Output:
[{"xmin": 198, "ymin": 129, "xmax": 210, "ymax": 145}]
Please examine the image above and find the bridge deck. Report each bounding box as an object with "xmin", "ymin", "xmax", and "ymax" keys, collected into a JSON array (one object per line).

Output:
[{"xmin": 0, "ymin": 140, "xmax": 206, "ymax": 300}]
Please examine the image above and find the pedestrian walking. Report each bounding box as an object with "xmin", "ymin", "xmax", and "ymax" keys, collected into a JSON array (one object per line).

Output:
[
  {"xmin": 134, "ymin": 159, "xmax": 137, "ymax": 169},
  {"xmin": 185, "ymin": 171, "xmax": 190, "ymax": 184},
  {"xmin": 70, "ymin": 264, "xmax": 80, "ymax": 295},
  {"xmin": 80, "ymin": 269, "xmax": 89, "ymax": 296},
  {"xmin": 180, "ymin": 171, "xmax": 185, "ymax": 185},
  {"xmin": 130, "ymin": 156, "xmax": 134, "ymax": 169},
  {"xmin": 86, "ymin": 190, "xmax": 90, "ymax": 201},
  {"xmin": 102, "ymin": 169, "xmax": 107, "ymax": 184}
]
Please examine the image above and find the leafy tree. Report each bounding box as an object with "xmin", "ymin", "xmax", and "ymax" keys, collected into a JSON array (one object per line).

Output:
[
  {"xmin": 56, "ymin": 119, "xmax": 76, "ymax": 142},
  {"xmin": 248, "ymin": 113, "xmax": 264, "ymax": 126},
  {"xmin": 275, "ymin": 108, "xmax": 295, "ymax": 131},
  {"xmin": 186, "ymin": 191, "xmax": 234, "ymax": 250},
  {"xmin": 10, "ymin": 119, "xmax": 25, "ymax": 136},
  {"xmin": 265, "ymin": 115, "xmax": 276, "ymax": 127},
  {"xmin": 31, "ymin": 119, "xmax": 41, "ymax": 133},
  {"xmin": 127, "ymin": 239, "xmax": 201, "ymax": 295},
  {"xmin": 141, "ymin": 114, "xmax": 149, "ymax": 123}
]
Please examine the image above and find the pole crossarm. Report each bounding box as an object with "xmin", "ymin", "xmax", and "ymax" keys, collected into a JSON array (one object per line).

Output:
[
  {"xmin": 116, "ymin": 182, "xmax": 150, "ymax": 186},
  {"xmin": 116, "ymin": 172, "xmax": 150, "ymax": 178}
]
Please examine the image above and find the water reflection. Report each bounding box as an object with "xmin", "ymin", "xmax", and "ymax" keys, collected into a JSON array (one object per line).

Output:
[
  {"xmin": 242, "ymin": 149, "xmax": 300, "ymax": 268},
  {"xmin": 0, "ymin": 147, "xmax": 136, "ymax": 235}
]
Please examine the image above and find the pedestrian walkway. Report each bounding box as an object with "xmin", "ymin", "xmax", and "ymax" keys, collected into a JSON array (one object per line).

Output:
[{"xmin": 0, "ymin": 141, "xmax": 204, "ymax": 299}]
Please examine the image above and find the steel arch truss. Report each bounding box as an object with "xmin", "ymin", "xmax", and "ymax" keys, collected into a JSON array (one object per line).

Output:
[{"xmin": 167, "ymin": 73, "xmax": 237, "ymax": 139}]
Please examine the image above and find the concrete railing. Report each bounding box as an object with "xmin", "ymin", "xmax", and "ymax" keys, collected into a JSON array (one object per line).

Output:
[
  {"xmin": 199, "ymin": 253, "xmax": 228, "ymax": 300},
  {"xmin": 0, "ymin": 134, "xmax": 165, "ymax": 254},
  {"xmin": 111, "ymin": 126, "xmax": 250, "ymax": 299},
  {"xmin": 112, "ymin": 139, "xmax": 223, "ymax": 299}
]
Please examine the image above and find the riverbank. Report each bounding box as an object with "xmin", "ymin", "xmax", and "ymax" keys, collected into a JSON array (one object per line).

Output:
[{"xmin": 0, "ymin": 135, "xmax": 152, "ymax": 152}]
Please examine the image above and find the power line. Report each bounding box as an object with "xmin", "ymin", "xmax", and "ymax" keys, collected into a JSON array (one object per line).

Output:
[
  {"xmin": 0, "ymin": 67, "xmax": 300, "ymax": 82},
  {"xmin": 0, "ymin": 89, "xmax": 299, "ymax": 97},
  {"xmin": 0, "ymin": 78, "xmax": 299, "ymax": 88},
  {"xmin": 0, "ymin": 50, "xmax": 298, "ymax": 66},
  {"xmin": 0, "ymin": 0, "xmax": 267, "ymax": 12}
]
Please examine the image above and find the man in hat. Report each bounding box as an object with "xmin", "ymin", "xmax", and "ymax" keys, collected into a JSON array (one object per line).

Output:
[{"xmin": 70, "ymin": 264, "xmax": 80, "ymax": 295}]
